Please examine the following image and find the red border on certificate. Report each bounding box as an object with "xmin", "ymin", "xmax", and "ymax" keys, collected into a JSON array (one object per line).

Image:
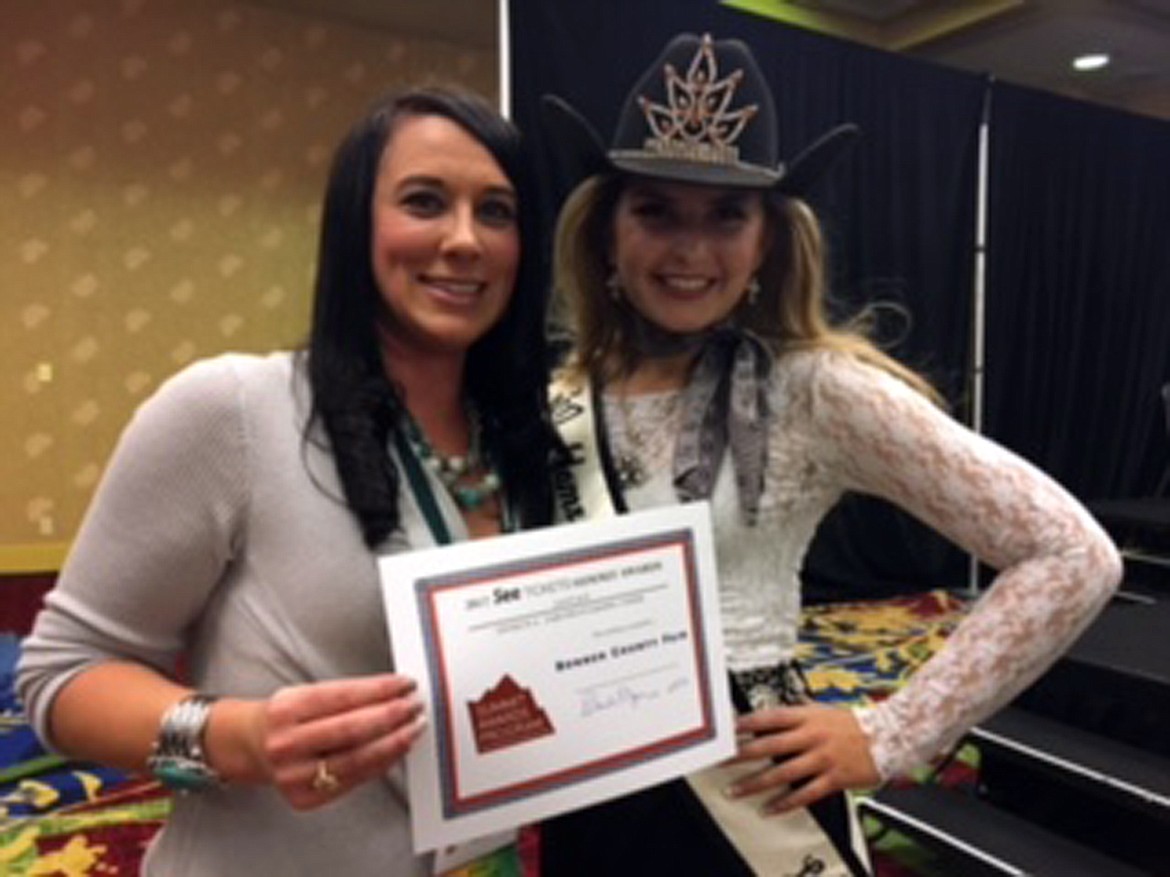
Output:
[
  {"xmin": 382, "ymin": 502, "xmax": 732, "ymax": 851},
  {"xmin": 415, "ymin": 529, "xmax": 715, "ymax": 818}
]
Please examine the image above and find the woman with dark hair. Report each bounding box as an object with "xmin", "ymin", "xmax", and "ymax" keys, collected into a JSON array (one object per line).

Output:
[
  {"xmin": 18, "ymin": 86, "xmax": 556, "ymax": 875},
  {"xmin": 539, "ymin": 33, "xmax": 1121, "ymax": 875}
]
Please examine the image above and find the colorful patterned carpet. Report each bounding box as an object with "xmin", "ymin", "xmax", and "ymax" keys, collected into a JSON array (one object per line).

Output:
[{"xmin": 0, "ymin": 590, "xmax": 970, "ymax": 876}]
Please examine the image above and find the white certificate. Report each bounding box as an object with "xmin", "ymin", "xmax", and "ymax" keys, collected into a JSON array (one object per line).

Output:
[{"xmin": 380, "ymin": 502, "xmax": 733, "ymax": 853}]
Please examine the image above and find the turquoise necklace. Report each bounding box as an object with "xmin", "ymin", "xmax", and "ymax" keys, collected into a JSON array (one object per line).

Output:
[{"xmin": 399, "ymin": 407, "xmax": 502, "ymax": 511}]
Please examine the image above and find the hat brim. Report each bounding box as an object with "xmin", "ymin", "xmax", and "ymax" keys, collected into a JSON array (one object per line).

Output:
[
  {"xmin": 777, "ymin": 123, "xmax": 861, "ymax": 196},
  {"xmin": 539, "ymin": 95, "xmax": 610, "ymax": 189},
  {"xmin": 609, "ymin": 152, "xmax": 783, "ymax": 189},
  {"xmin": 540, "ymin": 94, "xmax": 860, "ymax": 196}
]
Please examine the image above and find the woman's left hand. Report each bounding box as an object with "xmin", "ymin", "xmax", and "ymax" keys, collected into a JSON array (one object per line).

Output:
[{"xmin": 726, "ymin": 703, "xmax": 881, "ymax": 814}]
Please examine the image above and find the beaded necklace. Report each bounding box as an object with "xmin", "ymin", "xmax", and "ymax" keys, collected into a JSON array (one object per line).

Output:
[{"xmin": 400, "ymin": 407, "xmax": 501, "ymax": 510}]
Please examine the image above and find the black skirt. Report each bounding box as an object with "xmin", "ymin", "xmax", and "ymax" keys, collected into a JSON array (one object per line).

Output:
[{"xmin": 539, "ymin": 664, "xmax": 872, "ymax": 876}]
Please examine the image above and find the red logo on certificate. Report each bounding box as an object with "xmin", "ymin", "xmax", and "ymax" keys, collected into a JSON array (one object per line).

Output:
[{"xmin": 468, "ymin": 675, "xmax": 555, "ymax": 753}]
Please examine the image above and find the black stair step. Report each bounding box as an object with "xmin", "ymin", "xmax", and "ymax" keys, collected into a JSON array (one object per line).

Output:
[
  {"xmin": 972, "ymin": 705, "xmax": 1170, "ymax": 813},
  {"xmin": 1014, "ymin": 597, "xmax": 1170, "ymax": 756},
  {"xmin": 1089, "ymin": 497, "xmax": 1170, "ymax": 535},
  {"xmin": 860, "ymin": 785, "xmax": 1148, "ymax": 877}
]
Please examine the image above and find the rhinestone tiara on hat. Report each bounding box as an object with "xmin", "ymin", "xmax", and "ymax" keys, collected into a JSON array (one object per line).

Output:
[
  {"xmin": 539, "ymin": 31, "xmax": 860, "ymax": 193},
  {"xmin": 636, "ymin": 33, "xmax": 759, "ymax": 166}
]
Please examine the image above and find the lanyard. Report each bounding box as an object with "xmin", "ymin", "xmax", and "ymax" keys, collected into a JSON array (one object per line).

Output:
[{"xmin": 392, "ymin": 427, "xmax": 455, "ymax": 546}]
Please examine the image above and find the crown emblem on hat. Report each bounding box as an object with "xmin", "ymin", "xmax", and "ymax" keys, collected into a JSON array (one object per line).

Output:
[{"xmin": 637, "ymin": 33, "xmax": 759, "ymax": 165}]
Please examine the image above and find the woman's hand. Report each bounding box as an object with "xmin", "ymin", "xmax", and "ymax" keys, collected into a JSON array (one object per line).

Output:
[
  {"xmin": 237, "ymin": 674, "xmax": 425, "ymax": 811},
  {"xmin": 726, "ymin": 703, "xmax": 880, "ymax": 814}
]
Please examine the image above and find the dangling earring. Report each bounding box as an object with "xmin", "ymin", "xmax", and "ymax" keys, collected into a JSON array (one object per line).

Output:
[
  {"xmin": 746, "ymin": 275, "xmax": 761, "ymax": 306},
  {"xmin": 605, "ymin": 271, "xmax": 623, "ymax": 302}
]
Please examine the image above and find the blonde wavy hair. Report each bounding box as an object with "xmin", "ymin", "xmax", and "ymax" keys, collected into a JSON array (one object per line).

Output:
[{"xmin": 552, "ymin": 173, "xmax": 940, "ymax": 403}]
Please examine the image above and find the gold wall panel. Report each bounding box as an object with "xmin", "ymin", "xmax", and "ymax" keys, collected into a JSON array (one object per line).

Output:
[{"xmin": 1, "ymin": 0, "xmax": 496, "ymax": 570}]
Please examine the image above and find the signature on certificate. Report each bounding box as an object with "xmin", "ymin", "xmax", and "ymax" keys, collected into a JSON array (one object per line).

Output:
[{"xmin": 578, "ymin": 667, "xmax": 691, "ymax": 717}]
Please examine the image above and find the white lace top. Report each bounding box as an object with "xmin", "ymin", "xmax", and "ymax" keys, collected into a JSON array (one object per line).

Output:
[{"xmin": 602, "ymin": 348, "xmax": 1122, "ymax": 780}]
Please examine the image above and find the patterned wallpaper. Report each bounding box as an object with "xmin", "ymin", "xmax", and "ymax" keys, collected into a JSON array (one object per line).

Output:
[{"xmin": 1, "ymin": 0, "xmax": 496, "ymax": 569}]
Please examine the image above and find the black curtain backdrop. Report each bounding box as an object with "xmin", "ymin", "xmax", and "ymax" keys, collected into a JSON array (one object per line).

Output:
[
  {"xmin": 510, "ymin": 0, "xmax": 980, "ymax": 599},
  {"xmin": 985, "ymin": 84, "xmax": 1170, "ymax": 503},
  {"xmin": 510, "ymin": 0, "xmax": 1170, "ymax": 600}
]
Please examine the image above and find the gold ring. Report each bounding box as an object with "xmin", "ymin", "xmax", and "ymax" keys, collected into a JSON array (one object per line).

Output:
[{"xmin": 311, "ymin": 758, "xmax": 341, "ymax": 793}]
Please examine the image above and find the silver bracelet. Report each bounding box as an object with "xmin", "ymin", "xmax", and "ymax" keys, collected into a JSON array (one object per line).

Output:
[{"xmin": 146, "ymin": 693, "xmax": 221, "ymax": 793}]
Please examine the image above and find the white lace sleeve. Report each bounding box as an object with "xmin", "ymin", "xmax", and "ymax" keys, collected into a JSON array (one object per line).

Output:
[{"xmin": 806, "ymin": 353, "xmax": 1123, "ymax": 780}]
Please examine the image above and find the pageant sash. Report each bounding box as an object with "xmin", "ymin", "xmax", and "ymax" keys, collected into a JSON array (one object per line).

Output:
[
  {"xmin": 544, "ymin": 374, "xmax": 872, "ymax": 876},
  {"xmin": 549, "ymin": 373, "xmax": 621, "ymax": 522}
]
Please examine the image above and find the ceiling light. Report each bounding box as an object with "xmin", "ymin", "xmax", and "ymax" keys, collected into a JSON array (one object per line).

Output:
[{"xmin": 1072, "ymin": 53, "xmax": 1111, "ymax": 72}]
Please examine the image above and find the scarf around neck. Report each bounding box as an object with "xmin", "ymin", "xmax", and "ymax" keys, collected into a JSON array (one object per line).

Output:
[{"xmin": 622, "ymin": 311, "xmax": 775, "ymax": 524}]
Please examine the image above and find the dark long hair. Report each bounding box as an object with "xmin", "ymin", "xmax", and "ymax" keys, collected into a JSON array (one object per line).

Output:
[{"xmin": 305, "ymin": 86, "xmax": 555, "ymax": 546}]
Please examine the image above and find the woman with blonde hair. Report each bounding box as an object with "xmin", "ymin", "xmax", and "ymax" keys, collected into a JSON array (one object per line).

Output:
[{"xmin": 540, "ymin": 32, "xmax": 1121, "ymax": 875}]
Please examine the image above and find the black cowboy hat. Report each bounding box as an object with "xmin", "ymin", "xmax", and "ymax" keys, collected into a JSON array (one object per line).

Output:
[{"xmin": 541, "ymin": 32, "xmax": 859, "ymax": 195}]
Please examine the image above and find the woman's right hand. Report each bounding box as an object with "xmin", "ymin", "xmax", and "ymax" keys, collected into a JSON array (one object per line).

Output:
[{"xmin": 215, "ymin": 673, "xmax": 425, "ymax": 810}]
